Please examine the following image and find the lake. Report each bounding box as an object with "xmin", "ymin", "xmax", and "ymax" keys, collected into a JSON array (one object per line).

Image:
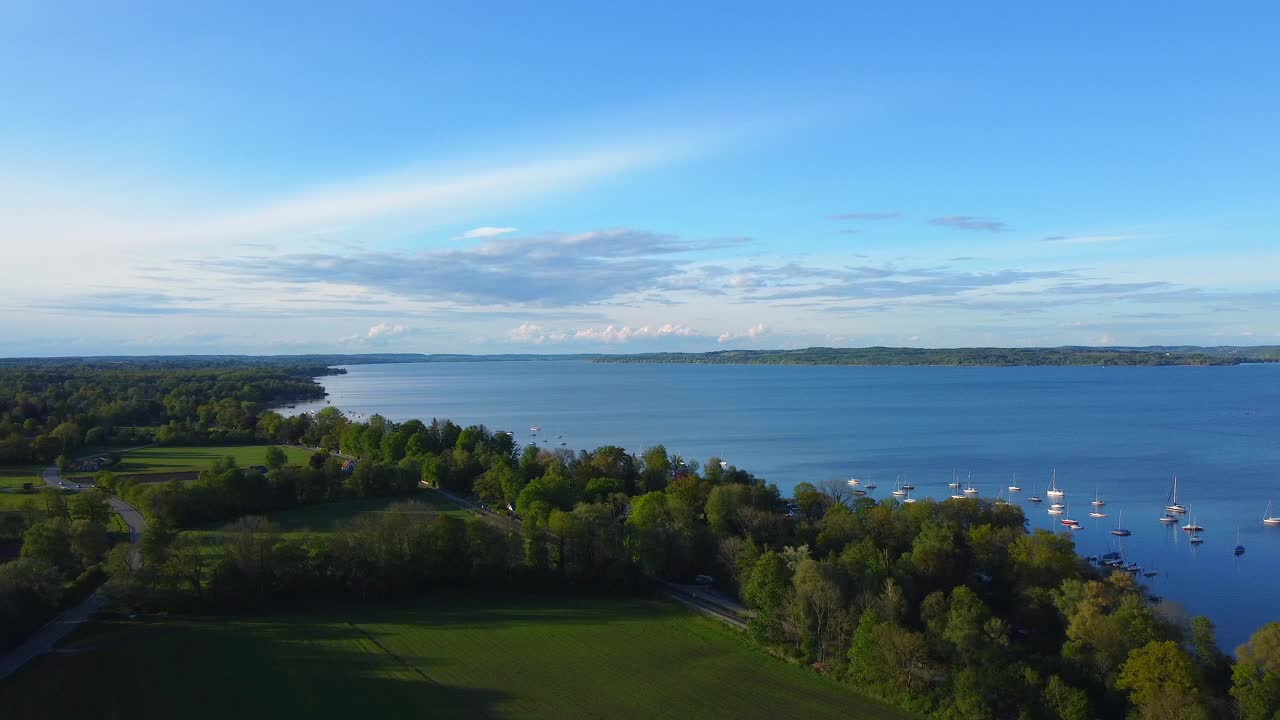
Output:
[{"xmin": 286, "ymin": 360, "xmax": 1280, "ymax": 650}]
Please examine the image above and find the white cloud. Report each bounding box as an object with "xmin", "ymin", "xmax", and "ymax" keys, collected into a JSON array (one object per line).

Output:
[
  {"xmin": 509, "ymin": 322, "xmax": 697, "ymax": 344},
  {"xmin": 341, "ymin": 322, "xmax": 412, "ymax": 346},
  {"xmin": 717, "ymin": 322, "xmax": 769, "ymax": 343},
  {"xmin": 365, "ymin": 322, "xmax": 408, "ymax": 339},
  {"xmin": 459, "ymin": 226, "xmax": 518, "ymax": 239}
]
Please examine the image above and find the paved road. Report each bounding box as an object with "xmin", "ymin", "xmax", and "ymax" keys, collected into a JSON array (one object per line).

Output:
[{"xmin": 0, "ymin": 466, "xmax": 146, "ymax": 682}]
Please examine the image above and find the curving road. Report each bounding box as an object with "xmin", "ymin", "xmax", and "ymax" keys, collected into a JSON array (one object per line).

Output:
[{"xmin": 0, "ymin": 465, "xmax": 146, "ymax": 681}]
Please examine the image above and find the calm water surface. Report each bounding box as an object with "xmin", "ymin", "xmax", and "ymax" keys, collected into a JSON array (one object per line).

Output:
[{"xmin": 288, "ymin": 361, "xmax": 1280, "ymax": 649}]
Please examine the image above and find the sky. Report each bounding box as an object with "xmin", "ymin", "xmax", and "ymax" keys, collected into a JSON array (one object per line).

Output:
[{"xmin": 2, "ymin": 2, "xmax": 1278, "ymax": 356}]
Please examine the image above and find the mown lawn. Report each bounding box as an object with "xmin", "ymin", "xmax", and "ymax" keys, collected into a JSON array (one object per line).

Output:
[
  {"xmin": 114, "ymin": 445, "xmax": 315, "ymax": 475},
  {"xmin": 0, "ymin": 592, "xmax": 910, "ymax": 720},
  {"xmin": 0, "ymin": 465, "xmax": 42, "ymax": 491}
]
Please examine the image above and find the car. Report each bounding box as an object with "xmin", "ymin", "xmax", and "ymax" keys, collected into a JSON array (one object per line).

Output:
[{"xmin": 694, "ymin": 574, "xmax": 714, "ymax": 586}]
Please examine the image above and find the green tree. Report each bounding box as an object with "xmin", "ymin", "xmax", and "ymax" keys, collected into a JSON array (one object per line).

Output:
[
  {"xmin": 1044, "ymin": 674, "xmax": 1091, "ymax": 720},
  {"xmin": 743, "ymin": 550, "xmax": 788, "ymax": 642},
  {"xmin": 70, "ymin": 519, "xmax": 109, "ymax": 566},
  {"xmin": 1118, "ymin": 640, "xmax": 1207, "ymax": 720},
  {"xmin": 705, "ymin": 484, "xmax": 748, "ymax": 537},
  {"xmin": 264, "ymin": 445, "xmax": 288, "ymax": 470},
  {"xmin": 21, "ymin": 519, "xmax": 76, "ymax": 575},
  {"xmin": 69, "ymin": 489, "xmax": 111, "ymax": 524}
]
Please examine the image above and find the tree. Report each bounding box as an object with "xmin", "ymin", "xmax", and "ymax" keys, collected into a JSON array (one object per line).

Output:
[
  {"xmin": 705, "ymin": 484, "xmax": 748, "ymax": 537},
  {"xmin": 70, "ymin": 519, "xmax": 109, "ymax": 566},
  {"xmin": 70, "ymin": 489, "xmax": 111, "ymax": 525},
  {"xmin": 943, "ymin": 586, "xmax": 989, "ymax": 657},
  {"xmin": 1118, "ymin": 640, "xmax": 1207, "ymax": 720},
  {"xmin": 21, "ymin": 519, "xmax": 76, "ymax": 576},
  {"xmin": 265, "ymin": 446, "xmax": 288, "ymax": 470},
  {"xmin": 743, "ymin": 550, "xmax": 788, "ymax": 642},
  {"xmin": 1232, "ymin": 623, "xmax": 1280, "ymax": 720},
  {"xmin": 1044, "ymin": 674, "xmax": 1091, "ymax": 720},
  {"xmin": 1238, "ymin": 622, "xmax": 1280, "ymax": 676},
  {"xmin": 785, "ymin": 559, "xmax": 848, "ymax": 664}
]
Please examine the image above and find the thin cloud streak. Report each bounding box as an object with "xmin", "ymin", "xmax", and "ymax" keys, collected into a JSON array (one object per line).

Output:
[{"xmin": 929, "ymin": 215, "xmax": 1010, "ymax": 232}]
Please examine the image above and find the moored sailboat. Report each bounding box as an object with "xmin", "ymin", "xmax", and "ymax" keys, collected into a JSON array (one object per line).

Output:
[
  {"xmin": 1166, "ymin": 476, "xmax": 1187, "ymax": 514},
  {"xmin": 1263, "ymin": 500, "xmax": 1280, "ymax": 526},
  {"xmin": 1111, "ymin": 510, "xmax": 1132, "ymax": 536},
  {"xmin": 1046, "ymin": 470, "xmax": 1064, "ymax": 498}
]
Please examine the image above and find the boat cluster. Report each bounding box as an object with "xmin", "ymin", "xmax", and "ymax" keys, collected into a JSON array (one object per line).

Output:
[{"xmin": 846, "ymin": 466, "xmax": 1280, "ymax": 554}]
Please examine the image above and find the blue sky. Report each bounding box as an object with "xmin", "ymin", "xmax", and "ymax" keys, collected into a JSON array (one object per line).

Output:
[{"xmin": 2, "ymin": 2, "xmax": 1278, "ymax": 355}]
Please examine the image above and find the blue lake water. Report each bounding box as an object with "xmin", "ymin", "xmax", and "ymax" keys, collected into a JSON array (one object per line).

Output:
[{"xmin": 287, "ymin": 360, "xmax": 1280, "ymax": 650}]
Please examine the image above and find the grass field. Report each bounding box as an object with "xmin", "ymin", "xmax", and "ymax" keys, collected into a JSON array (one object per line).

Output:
[
  {"xmin": 0, "ymin": 592, "xmax": 909, "ymax": 720},
  {"xmin": 0, "ymin": 465, "xmax": 42, "ymax": 491},
  {"xmin": 184, "ymin": 490, "xmax": 471, "ymax": 557},
  {"xmin": 112, "ymin": 445, "xmax": 315, "ymax": 475}
]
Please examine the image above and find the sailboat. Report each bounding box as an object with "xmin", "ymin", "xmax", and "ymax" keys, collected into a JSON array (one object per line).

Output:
[
  {"xmin": 902, "ymin": 486, "xmax": 917, "ymax": 504},
  {"xmin": 1061, "ymin": 505, "xmax": 1081, "ymax": 527},
  {"xmin": 1025, "ymin": 484, "xmax": 1043, "ymax": 503},
  {"xmin": 1047, "ymin": 503, "xmax": 1064, "ymax": 516},
  {"xmin": 1159, "ymin": 512, "xmax": 1177, "ymax": 524},
  {"xmin": 863, "ymin": 473, "xmax": 877, "ymax": 490},
  {"xmin": 948, "ymin": 470, "xmax": 961, "ymax": 489},
  {"xmin": 891, "ymin": 478, "xmax": 907, "ymax": 498},
  {"xmin": 1181, "ymin": 509, "xmax": 1203, "ymax": 533},
  {"xmin": 1190, "ymin": 533, "xmax": 1204, "ymax": 545},
  {"xmin": 963, "ymin": 471, "xmax": 978, "ymax": 495},
  {"xmin": 1008, "ymin": 474, "xmax": 1022, "ymax": 492},
  {"xmin": 1111, "ymin": 510, "xmax": 1132, "ymax": 536},
  {"xmin": 1166, "ymin": 477, "xmax": 1188, "ymax": 514},
  {"xmin": 1091, "ymin": 486, "xmax": 1105, "ymax": 507},
  {"xmin": 1263, "ymin": 500, "xmax": 1280, "ymax": 526},
  {"xmin": 1046, "ymin": 470, "xmax": 1065, "ymax": 498},
  {"xmin": 1088, "ymin": 507, "xmax": 1108, "ymax": 519},
  {"xmin": 848, "ymin": 465, "xmax": 861, "ymax": 487},
  {"xmin": 1234, "ymin": 528, "xmax": 1245, "ymax": 555}
]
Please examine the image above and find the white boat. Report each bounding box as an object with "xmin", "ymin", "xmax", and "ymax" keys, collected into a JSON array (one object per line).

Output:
[
  {"xmin": 903, "ymin": 488, "xmax": 917, "ymax": 504},
  {"xmin": 962, "ymin": 472, "xmax": 978, "ymax": 495},
  {"xmin": 1091, "ymin": 486, "xmax": 1105, "ymax": 507},
  {"xmin": 1088, "ymin": 510, "xmax": 1108, "ymax": 518},
  {"xmin": 1263, "ymin": 500, "xmax": 1280, "ymax": 526},
  {"xmin": 891, "ymin": 479, "xmax": 907, "ymax": 498},
  {"xmin": 848, "ymin": 465, "xmax": 861, "ymax": 487},
  {"xmin": 1047, "ymin": 505, "xmax": 1064, "ymax": 516},
  {"xmin": 1181, "ymin": 510, "xmax": 1203, "ymax": 533},
  {"xmin": 1046, "ymin": 470, "xmax": 1065, "ymax": 498},
  {"xmin": 1166, "ymin": 477, "xmax": 1187, "ymax": 514},
  {"xmin": 1159, "ymin": 513, "xmax": 1177, "ymax": 524},
  {"xmin": 1008, "ymin": 474, "xmax": 1021, "ymax": 493},
  {"xmin": 950, "ymin": 493, "xmax": 967, "ymax": 500},
  {"xmin": 1050, "ymin": 502, "xmax": 1065, "ymax": 510},
  {"xmin": 530, "ymin": 425, "xmax": 542, "ymax": 433},
  {"xmin": 1111, "ymin": 510, "xmax": 1132, "ymax": 536}
]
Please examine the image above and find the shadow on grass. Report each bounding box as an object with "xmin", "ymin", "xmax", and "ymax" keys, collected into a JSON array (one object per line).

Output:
[{"xmin": 0, "ymin": 617, "xmax": 514, "ymax": 720}]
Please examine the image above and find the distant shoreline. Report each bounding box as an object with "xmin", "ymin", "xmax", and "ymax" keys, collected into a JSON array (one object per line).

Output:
[{"xmin": 3, "ymin": 345, "xmax": 1278, "ymax": 369}]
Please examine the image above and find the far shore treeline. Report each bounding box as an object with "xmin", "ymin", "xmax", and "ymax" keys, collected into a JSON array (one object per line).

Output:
[{"xmin": 2, "ymin": 357, "xmax": 1280, "ymax": 720}]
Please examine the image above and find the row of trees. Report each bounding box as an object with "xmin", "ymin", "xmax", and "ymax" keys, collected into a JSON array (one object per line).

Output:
[
  {"xmin": 0, "ymin": 361, "xmax": 331, "ymax": 464},
  {"xmin": 0, "ymin": 489, "xmax": 118, "ymax": 651}
]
